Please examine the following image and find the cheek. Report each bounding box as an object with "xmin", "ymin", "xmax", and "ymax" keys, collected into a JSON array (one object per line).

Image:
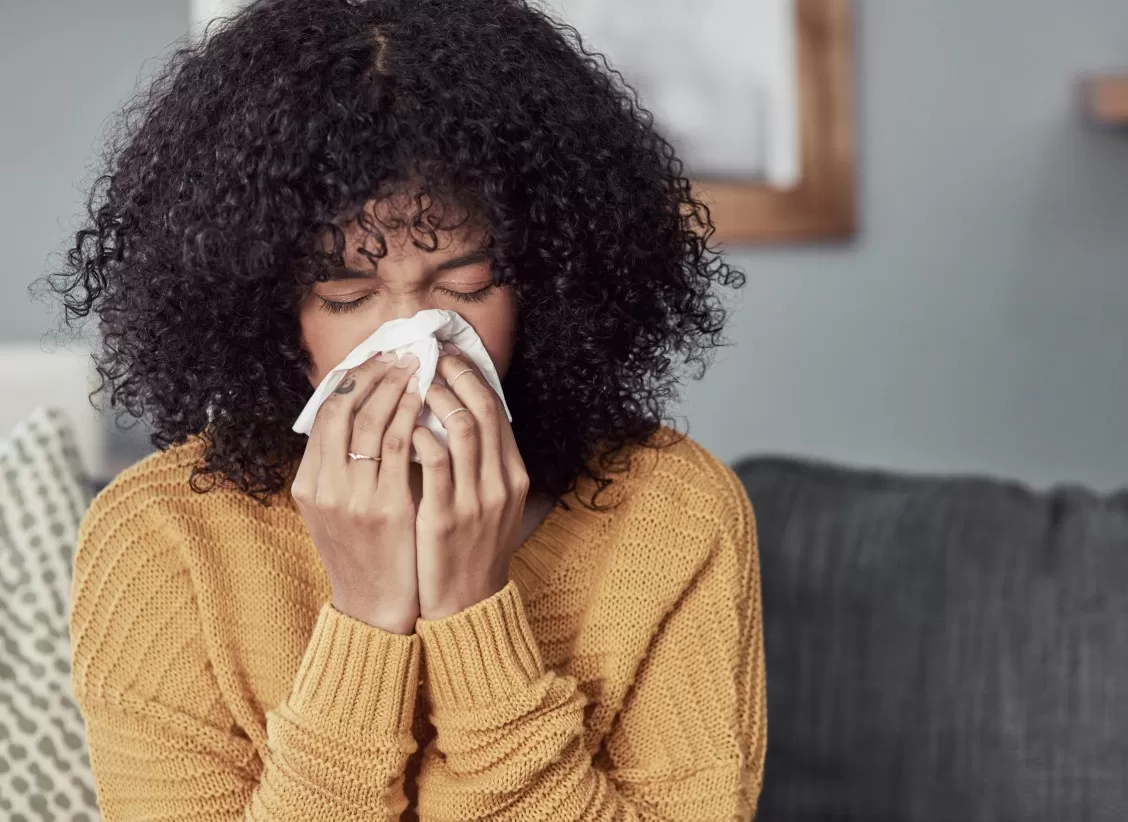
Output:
[
  {"xmin": 299, "ymin": 300, "xmax": 376, "ymax": 387},
  {"xmin": 471, "ymin": 289, "xmax": 519, "ymax": 380}
]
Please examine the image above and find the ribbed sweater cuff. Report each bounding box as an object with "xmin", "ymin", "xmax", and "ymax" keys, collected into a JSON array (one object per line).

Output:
[
  {"xmin": 289, "ymin": 604, "xmax": 420, "ymax": 742},
  {"xmin": 416, "ymin": 581, "xmax": 544, "ymax": 710}
]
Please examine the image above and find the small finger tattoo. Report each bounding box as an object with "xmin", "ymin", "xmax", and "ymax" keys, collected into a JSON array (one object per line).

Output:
[{"xmin": 334, "ymin": 377, "xmax": 357, "ymax": 395}]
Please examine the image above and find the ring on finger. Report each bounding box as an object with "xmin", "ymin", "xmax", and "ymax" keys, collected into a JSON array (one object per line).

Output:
[
  {"xmin": 348, "ymin": 452, "xmax": 381, "ymax": 462},
  {"xmin": 449, "ymin": 368, "xmax": 475, "ymax": 389},
  {"xmin": 441, "ymin": 407, "xmax": 471, "ymax": 426}
]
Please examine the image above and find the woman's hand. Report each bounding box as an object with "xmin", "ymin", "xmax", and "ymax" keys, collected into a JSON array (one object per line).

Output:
[
  {"xmin": 291, "ymin": 352, "xmax": 423, "ymax": 634},
  {"xmin": 413, "ymin": 344, "xmax": 530, "ymax": 620}
]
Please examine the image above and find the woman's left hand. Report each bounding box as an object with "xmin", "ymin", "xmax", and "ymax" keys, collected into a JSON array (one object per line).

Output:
[{"xmin": 411, "ymin": 343, "xmax": 530, "ymax": 620}]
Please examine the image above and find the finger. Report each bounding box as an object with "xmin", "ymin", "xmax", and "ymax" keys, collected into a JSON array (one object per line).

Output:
[
  {"xmin": 375, "ymin": 374, "xmax": 423, "ymax": 495},
  {"xmin": 423, "ymin": 379, "xmax": 480, "ymax": 494},
  {"xmin": 292, "ymin": 412, "xmax": 325, "ymax": 529},
  {"xmin": 315, "ymin": 351, "xmax": 397, "ymax": 475},
  {"xmin": 497, "ymin": 406, "xmax": 528, "ymax": 495},
  {"xmin": 436, "ymin": 347, "xmax": 499, "ymax": 428},
  {"xmin": 293, "ymin": 415, "xmax": 344, "ymax": 554},
  {"xmin": 439, "ymin": 348, "xmax": 507, "ymax": 491},
  {"xmin": 293, "ymin": 412, "xmax": 322, "ymax": 495},
  {"xmin": 348, "ymin": 354, "xmax": 419, "ymax": 494},
  {"xmin": 439, "ymin": 352, "xmax": 482, "ymax": 399},
  {"xmin": 412, "ymin": 426, "xmax": 453, "ymax": 510}
]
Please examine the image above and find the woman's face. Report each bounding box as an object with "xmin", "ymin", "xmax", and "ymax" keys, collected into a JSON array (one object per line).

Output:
[{"xmin": 299, "ymin": 198, "xmax": 518, "ymax": 387}]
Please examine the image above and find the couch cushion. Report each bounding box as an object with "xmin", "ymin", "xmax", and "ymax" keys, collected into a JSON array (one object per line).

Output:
[
  {"xmin": 736, "ymin": 457, "xmax": 1128, "ymax": 822},
  {"xmin": 0, "ymin": 408, "xmax": 98, "ymax": 819}
]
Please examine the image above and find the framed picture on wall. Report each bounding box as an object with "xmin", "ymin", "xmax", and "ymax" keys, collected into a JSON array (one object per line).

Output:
[{"xmin": 542, "ymin": 0, "xmax": 857, "ymax": 245}]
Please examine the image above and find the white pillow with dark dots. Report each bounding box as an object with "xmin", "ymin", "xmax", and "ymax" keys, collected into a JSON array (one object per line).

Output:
[{"xmin": 0, "ymin": 408, "xmax": 98, "ymax": 820}]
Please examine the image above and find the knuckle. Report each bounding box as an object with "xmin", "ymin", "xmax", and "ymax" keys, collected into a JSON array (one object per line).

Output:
[
  {"xmin": 367, "ymin": 376, "xmax": 400, "ymax": 403},
  {"xmin": 386, "ymin": 365, "xmax": 410, "ymax": 384},
  {"xmin": 345, "ymin": 497, "xmax": 371, "ymax": 523},
  {"xmin": 481, "ymin": 487, "xmax": 508, "ymax": 510},
  {"xmin": 478, "ymin": 397, "xmax": 501, "ymax": 422},
  {"xmin": 314, "ymin": 398, "xmax": 341, "ymax": 422},
  {"xmin": 423, "ymin": 450, "xmax": 449, "ymax": 471},
  {"xmin": 382, "ymin": 433, "xmax": 408, "ymax": 455},
  {"xmin": 315, "ymin": 489, "xmax": 343, "ymax": 514},
  {"xmin": 511, "ymin": 472, "xmax": 531, "ymax": 496},
  {"xmin": 352, "ymin": 410, "xmax": 384, "ymax": 435},
  {"xmin": 290, "ymin": 478, "xmax": 313, "ymax": 504},
  {"xmin": 433, "ymin": 515, "xmax": 456, "ymax": 537},
  {"xmin": 448, "ymin": 415, "xmax": 477, "ymax": 440},
  {"xmin": 372, "ymin": 497, "xmax": 407, "ymax": 525}
]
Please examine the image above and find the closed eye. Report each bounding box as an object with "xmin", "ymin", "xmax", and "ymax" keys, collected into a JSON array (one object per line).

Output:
[
  {"xmin": 441, "ymin": 284, "xmax": 496, "ymax": 303},
  {"xmin": 317, "ymin": 294, "xmax": 374, "ymax": 315},
  {"xmin": 316, "ymin": 283, "xmax": 495, "ymax": 315}
]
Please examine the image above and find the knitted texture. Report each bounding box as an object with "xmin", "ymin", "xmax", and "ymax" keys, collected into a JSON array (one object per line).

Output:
[{"xmin": 70, "ymin": 431, "xmax": 765, "ymax": 821}]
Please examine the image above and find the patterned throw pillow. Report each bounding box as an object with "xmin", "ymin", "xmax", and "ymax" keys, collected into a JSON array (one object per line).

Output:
[{"xmin": 0, "ymin": 408, "xmax": 98, "ymax": 820}]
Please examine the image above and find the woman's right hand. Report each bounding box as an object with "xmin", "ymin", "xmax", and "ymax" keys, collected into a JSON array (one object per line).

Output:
[{"xmin": 291, "ymin": 352, "xmax": 422, "ymax": 634}]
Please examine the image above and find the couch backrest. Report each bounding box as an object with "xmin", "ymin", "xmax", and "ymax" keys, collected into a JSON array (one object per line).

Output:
[
  {"xmin": 0, "ymin": 408, "xmax": 99, "ymax": 818},
  {"xmin": 736, "ymin": 456, "xmax": 1128, "ymax": 822},
  {"xmin": 0, "ymin": 344, "xmax": 104, "ymax": 479}
]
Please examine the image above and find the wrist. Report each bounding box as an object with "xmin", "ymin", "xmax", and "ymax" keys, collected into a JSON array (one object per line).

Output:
[
  {"xmin": 420, "ymin": 575, "xmax": 509, "ymax": 621},
  {"xmin": 331, "ymin": 594, "xmax": 418, "ymax": 635}
]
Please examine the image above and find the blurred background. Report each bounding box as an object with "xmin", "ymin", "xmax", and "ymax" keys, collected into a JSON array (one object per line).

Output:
[
  {"xmin": 2, "ymin": 1, "xmax": 1127, "ymax": 819},
  {"xmin": 4, "ymin": 0, "xmax": 1128, "ymax": 491}
]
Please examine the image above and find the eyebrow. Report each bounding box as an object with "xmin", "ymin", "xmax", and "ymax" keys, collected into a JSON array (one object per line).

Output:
[{"xmin": 322, "ymin": 248, "xmax": 493, "ymax": 281}]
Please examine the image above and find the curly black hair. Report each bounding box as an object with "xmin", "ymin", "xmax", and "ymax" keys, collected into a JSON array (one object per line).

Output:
[{"xmin": 45, "ymin": 0, "xmax": 744, "ymax": 504}]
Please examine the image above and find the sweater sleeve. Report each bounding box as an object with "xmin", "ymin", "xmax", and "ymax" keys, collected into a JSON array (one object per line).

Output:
[
  {"xmin": 413, "ymin": 471, "xmax": 766, "ymax": 821},
  {"xmin": 70, "ymin": 492, "xmax": 420, "ymax": 821}
]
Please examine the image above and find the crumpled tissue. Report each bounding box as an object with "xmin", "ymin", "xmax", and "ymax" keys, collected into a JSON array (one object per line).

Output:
[{"xmin": 292, "ymin": 309, "xmax": 511, "ymax": 460}]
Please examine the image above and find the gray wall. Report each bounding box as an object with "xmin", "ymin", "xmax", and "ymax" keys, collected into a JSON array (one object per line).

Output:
[
  {"xmin": 0, "ymin": 0, "xmax": 188, "ymax": 341},
  {"xmin": 679, "ymin": 0, "xmax": 1128, "ymax": 492},
  {"xmin": 4, "ymin": 1, "xmax": 1128, "ymax": 490}
]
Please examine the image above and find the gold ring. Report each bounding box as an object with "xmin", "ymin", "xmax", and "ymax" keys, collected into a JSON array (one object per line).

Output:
[
  {"xmin": 440, "ymin": 407, "xmax": 471, "ymax": 426},
  {"xmin": 449, "ymin": 368, "xmax": 475, "ymax": 389},
  {"xmin": 348, "ymin": 452, "xmax": 381, "ymax": 461}
]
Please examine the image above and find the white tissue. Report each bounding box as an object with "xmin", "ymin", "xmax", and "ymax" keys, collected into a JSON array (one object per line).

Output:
[{"xmin": 292, "ymin": 309, "xmax": 511, "ymax": 460}]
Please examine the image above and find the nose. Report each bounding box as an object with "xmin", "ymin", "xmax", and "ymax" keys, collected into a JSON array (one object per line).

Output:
[{"xmin": 372, "ymin": 285, "xmax": 435, "ymax": 328}]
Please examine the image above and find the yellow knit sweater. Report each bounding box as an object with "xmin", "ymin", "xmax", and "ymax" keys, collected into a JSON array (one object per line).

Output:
[{"xmin": 70, "ymin": 432, "xmax": 765, "ymax": 821}]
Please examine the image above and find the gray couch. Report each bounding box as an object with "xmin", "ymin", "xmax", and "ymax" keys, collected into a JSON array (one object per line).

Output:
[{"xmin": 736, "ymin": 457, "xmax": 1128, "ymax": 822}]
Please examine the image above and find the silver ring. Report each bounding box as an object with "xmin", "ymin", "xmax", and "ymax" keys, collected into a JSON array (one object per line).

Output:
[
  {"xmin": 440, "ymin": 407, "xmax": 471, "ymax": 426},
  {"xmin": 449, "ymin": 368, "xmax": 475, "ymax": 389},
  {"xmin": 348, "ymin": 452, "xmax": 381, "ymax": 461}
]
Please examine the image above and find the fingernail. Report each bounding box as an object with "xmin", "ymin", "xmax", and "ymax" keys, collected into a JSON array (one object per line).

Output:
[
  {"xmin": 396, "ymin": 353, "xmax": 418, "ymax": 369},
  {"xmin": 406, "ymin": 375, "xmax": 419, "ymax": 393},
  {"xmin": 377, "ymin": 352, "xmax": 396, "ymax": 363}
]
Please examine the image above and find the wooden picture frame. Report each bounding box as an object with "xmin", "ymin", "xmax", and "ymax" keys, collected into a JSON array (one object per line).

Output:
[
  {"xmin": 1082, "ymin": 74, "xmax": 1128, "ymax": 126},
  {"xmin": 695, "ymin": 0, "xmax": 856, "ymax": 245}
]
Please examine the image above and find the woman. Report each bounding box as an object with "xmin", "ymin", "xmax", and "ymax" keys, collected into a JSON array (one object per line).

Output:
[{"xmin": 53, "ymin": 0, "xmax": 765, "ymax": 818}]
